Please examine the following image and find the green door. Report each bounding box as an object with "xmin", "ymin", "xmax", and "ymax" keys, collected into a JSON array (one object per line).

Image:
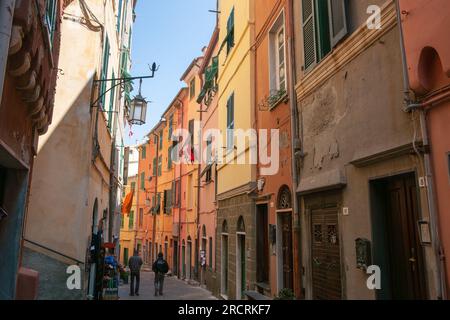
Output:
[{"xmin": 123, "ymin": 248, "xmax": 129, "ymax": 266}]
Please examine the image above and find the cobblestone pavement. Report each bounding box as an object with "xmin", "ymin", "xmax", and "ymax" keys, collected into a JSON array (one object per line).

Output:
[{"xmin": 119, "ymin": 271, "xmax": 217, "ymax": 300}]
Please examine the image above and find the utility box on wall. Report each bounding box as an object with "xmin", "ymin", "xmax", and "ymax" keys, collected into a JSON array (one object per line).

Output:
[{"xmin": 355, "ymin": 238, "xmax": 371, "ymax": 270}]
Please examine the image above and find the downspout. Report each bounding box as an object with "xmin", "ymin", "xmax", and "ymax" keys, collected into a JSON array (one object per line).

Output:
[
  {"xmin": 287, "ymin": 0, "xmax": 302, "ymax": 299},
  {"xmin": 395, "ymin": 0, "xmax": 447, "ymax": 300},
  {"xmin": 0, "ymin": 0, "xmax": 15, "ymax": 104},
  {"xmin": 176, "ymin": 98, "xmax": 184, "ymax": 278}
]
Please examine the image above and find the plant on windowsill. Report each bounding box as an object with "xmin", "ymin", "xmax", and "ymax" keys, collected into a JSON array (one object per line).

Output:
[
  {"xmin": 274, "ymin": 288, "xmax": 295, "ymax": 300},
  {"xmin": 268, "ymin": 89, "xmax": 288, "ymax": 110}
]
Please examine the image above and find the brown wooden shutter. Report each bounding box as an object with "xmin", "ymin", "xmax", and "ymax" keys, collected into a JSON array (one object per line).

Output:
[
  {"xmin": 328, "ymin": 0, "xmax": 348, "ymax": 47},
  {"xmin": 302, "ymin": 0, "xmax": 316, "ymax": 70}
]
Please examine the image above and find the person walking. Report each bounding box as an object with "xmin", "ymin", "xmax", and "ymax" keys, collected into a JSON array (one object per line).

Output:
[
  {"xmin": 152, "ymin": 252, "xmax": 169, "ymax": 296},
  {"xmin": 128, "ymin": 250, "xmax": 143, "ymax": 296}
]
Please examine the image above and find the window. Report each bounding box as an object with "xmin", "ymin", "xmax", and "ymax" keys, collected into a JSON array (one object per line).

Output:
[
  {"xmin": 100, "ymin": 37, "xmax": 110, "ymax": 109},
  {"xmin": 108, "ymin": 72, "xmax": 116, "ymax": 129},
  {"xmin": 187, "ymin": 174, "xmax": 193, "ymax": 209},
  {"xmin": 163, "ymin": 189, "xmax": 172, "ymax": 214},
  {"xmin": 141, "ymin": 146, "xmax": 146, "ymax": 159},
  {"xmin": 131, "ymin": 182, "xmax": 136, "ymax": 193},
  {"xmin": 205, "ymin": 137, "xmax": 213, "ymax": 183},
  {"xmin": 188, "ymin": 119, "xmax": 195, "ymax": 163},
  {"xmin": 116, "ymin": 0, "xmax": 123, "ymax": 33},
  {"xmin": 139, "ymin": 208, "xmax": 143, "ymax": 227},
  {"xmin": 168, "ymin": 115, "xmax": 173, "ymax": 140},
  {"xmin": 154, "ymin": 134, "xmax": 158, "ymax": 144},
  {"xmin": 168, "ymin": 146, "xmax": 173, "ymax": 169},
  {"xmin": 121, "ymin": 216, "xmax": 124, "ymax": 229},
  {"xmin": 302, "ymin": 0, "xmax": 348, "ymax": 71},
  {"xmin": 226, "ymin": 8, "xmax": 235, "ymax": 54},
  {"xmin": 129, "ymin": 210, "xmax": 134, "ymax": 229},
  {"xmin": 190, "ymin": 78, "xmax": 196, "ymax": 100},
  {"xmin": 159, "ymin": 132, "xmax": 163, "ymax": 149},
  {"xmin": 269, "ymin": 14, "xmax": 287, "ymax": 94},
  {"xmin": 226, "ymin": 93, "xmax": 235, "ymax": 150},
  {"xmin": 45, "ymin": 0, "xmax": 57, "ymax": 45},
  {"xmin": 158, "ymin": 156, "xmax": 162, "ymax": 176},
  {"xmin": 140, "ymin": 172, "xmax": 145, "ymax": 190},
  {"xmin": 152, "ymin": 158, "xmax": 157, "ymax": 176}
]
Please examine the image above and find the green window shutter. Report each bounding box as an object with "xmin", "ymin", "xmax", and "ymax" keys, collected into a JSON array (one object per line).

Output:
[
  {"xmin": 117, "ymin": 0, "xmax": 123, "ymax": 33},
  {"xmin": 129, "ymin": 211, "xmax": 134, "ymax": 228},
  {"xmin": 315, "ymin": 0, "xmax": 331, "ymax": 61},
  {"xmin": 159, "ymin": 132, "xmax": 163, "ymax": 149},
  {"xmin": 226, "ymin": 93, "xmax": 234, "ymax": 150},
  {"xmin": 140, "ymin": 172, "xmax": 145, "ymax": 190},
  {"xmin": 158, "ymin": 156, "xmax": 162, "ymax": 176},
  {"xmin": 226, "ymin": 8, "xmax": 235, "ymax": 54},
  {"xmin": 108, "ymin": 72, "xmax": 116, "ymax": 129},
  {"xmin": 153, "ymin": 158, "xmax": 157, "ymax": 176},
  {"xmin": 168, "ymin": 146, "xmax": 172, "ymax": 169},
  {"xmin": 168, "ymin": 116, "xmax": 173, "ymax": 140},
  {"xmin": 302, "ymin": 0, "xmax": 316, "ymax": 70},
  {"xmin": 100, "ymin": 37, "xmax": 110, "ymax": 108},
  {"xmin": 131, "ymin": 182, "xmax": 136, "ymax": 193},
  {"xmin": 327, "ymin": 0, "xmax": 348, "ymax": 47},
  {"xmin": 142, "ymin": 146, "xmax": 146, "ymax": 159}
]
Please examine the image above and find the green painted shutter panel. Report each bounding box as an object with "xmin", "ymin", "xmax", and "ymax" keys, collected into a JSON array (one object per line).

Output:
[
  {"xmin": 141, "ymin": 172, "xmax": 145, "ymax": 189},
  {"xmin": 153, "ymin": 158, "xmax": 157, "ymax": 176},
  {"xmin": 316, "ymin": 0, "xmax": 331, "ymax": 60},
  {"xmin": 302, "ymin": 0, "xmax": 316, "ymax": 70},
  {"xmin": 328, "ymin": 0, "xmax": 348, "ymax": 47}
]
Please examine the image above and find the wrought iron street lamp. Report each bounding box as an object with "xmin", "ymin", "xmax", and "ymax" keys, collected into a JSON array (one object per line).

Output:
[
  {"xmin": 129, "ymin": 78, "xmax": 147, "ymax": 125},
  {"xmin": 91, "ymin": 62, "xmax": 159, "ymax": 126}
]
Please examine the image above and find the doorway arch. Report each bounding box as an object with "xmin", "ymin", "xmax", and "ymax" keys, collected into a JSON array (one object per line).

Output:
[{"xmin": 236, "ymin": 216, "xmax": 246, "ymax": 299}]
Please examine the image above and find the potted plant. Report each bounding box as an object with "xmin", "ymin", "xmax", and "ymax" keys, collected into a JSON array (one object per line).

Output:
[{"xmin": 274, "ymin": 288, "xmax": 296, "ymax": 300}]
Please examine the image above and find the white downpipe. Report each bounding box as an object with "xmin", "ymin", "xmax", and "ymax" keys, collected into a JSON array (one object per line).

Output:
[{"xmin": 0, "ymin": 0, "xmax": 16, "ymax": 103}]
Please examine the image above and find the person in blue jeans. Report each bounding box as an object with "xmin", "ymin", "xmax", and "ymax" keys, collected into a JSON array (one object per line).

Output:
[
  {"xmin": 128, "ymin": 250, "xmax": 143, "ymax": 296},
  {"xmin": 152, "ymin": 252, "xmax": 169, "ymax": 296}
]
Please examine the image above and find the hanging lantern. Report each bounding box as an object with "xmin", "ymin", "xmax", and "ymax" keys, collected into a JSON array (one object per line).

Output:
[{"xmin": 129, "ymin": 78, "xmax": 147, "ymax": 125}]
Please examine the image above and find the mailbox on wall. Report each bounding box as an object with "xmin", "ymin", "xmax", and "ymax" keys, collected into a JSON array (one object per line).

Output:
[{"xmin": 355, "ymin": 238, "xmax": 372, "ymax": 270}]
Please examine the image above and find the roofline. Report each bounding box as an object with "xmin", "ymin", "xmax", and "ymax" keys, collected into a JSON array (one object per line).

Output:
[
  {"xmin": 179, "ymin": 57, "xmax": 203, "ymax": 81},
  {"xmin": 145, "ymin": 87, "xmax": 188, "ymax": 137}
]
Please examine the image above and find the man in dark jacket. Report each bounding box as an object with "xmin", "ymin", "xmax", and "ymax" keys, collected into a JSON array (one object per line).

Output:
[
  {"xmin": 152, "ymin": 252, "xmax": 169, "ymax": 296},
  {"xmin": 128, "ymin": 250, "xmax": 143, "ymax": 296}
]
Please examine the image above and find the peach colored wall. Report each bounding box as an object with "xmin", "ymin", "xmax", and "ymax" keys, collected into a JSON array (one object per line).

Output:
[
  {"xmin": 254, "ymin": 0, "xmax": 296, "ymax": 298},
  {"xmin": 400, "ymin": 0, "xmax": 450, "ymax": 294}
]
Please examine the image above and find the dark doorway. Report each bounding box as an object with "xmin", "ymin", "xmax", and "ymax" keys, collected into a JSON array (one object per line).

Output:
[
  {"xmin": 173, "ymin": 240, "xmax": 178, "ymax": 276},
  {"xmin": 307, "ymin": 192, "xmax": 342, "ymax": 300},
  {"xmin": 371, "ymin": 172, "xmax": 427, "ymax": 299},
  {"xmin": 280, "ymin": 213, "xmax": 294, "ymax": 290},
  {"xmin": 256, "ymin": 204, "xmax": 269, "ymax": 285}
]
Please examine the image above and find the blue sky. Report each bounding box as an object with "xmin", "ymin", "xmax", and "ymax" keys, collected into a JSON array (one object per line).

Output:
[{"xmin": 125, "ymin": 0, "xmax": 217, "ymax": 145}]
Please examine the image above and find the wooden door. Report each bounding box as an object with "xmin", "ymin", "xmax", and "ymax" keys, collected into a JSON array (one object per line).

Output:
[
  {"xmin": 310, "ymin": 196, "xmax": 342, "ymax": 300},
  {"xmin": 280, "ymin": 214, "xmax": 294, "ymax": 290},
  {"xmin": 386, "ymin": 174, "xmax": 426, "ymax": 299}
]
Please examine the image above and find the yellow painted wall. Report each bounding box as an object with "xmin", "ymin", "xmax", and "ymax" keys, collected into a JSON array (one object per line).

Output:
[{"xmin": 217, "ymin": 0, "xmax": 256, "ymax": 195}]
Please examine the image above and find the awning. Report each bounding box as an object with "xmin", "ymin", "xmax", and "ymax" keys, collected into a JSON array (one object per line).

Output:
[{"xmin": 121, "ymin": 191, "xmax": 134, "ymax": 215}]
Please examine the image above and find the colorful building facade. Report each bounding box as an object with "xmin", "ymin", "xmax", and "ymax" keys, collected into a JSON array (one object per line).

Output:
[
  {"xmin": 0, "ymin": 0, "xmax": 62, "ymax": 300},
  {"xmin": 399, "ymin": 0, "xmax": 450, "ymax": 298}
]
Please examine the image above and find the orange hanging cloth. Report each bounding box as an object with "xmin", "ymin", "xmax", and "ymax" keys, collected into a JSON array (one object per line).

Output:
[{"xmin": 121, "ymin": 191, "xmax": 134, "ymax": 215}]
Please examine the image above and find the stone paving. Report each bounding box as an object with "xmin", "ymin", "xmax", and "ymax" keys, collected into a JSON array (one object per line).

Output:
[{"xmin": 119, "ymin": 271, "xmax": 217, "ymax": 300}]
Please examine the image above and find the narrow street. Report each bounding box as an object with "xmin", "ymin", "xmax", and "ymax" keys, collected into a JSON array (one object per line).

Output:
[{"xmin": 118, "ymin": 271, "xmax": 217, "ymax": 300}]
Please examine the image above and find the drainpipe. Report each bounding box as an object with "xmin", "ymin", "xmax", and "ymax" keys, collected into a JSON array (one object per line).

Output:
[
  {"xmin": 287, "ymin": 0, "xmax": 303, "ymax": 299},
  {"xmin": 395, "ymin": 0, "xmax": 447, "ymax": 300},
  {"xmin": 0, "ymin": 0, "xmax": 15, "ymax": 103},
  {"xmin": 175, "ymin": 98, "xmax": 184, "ymax": 278}
]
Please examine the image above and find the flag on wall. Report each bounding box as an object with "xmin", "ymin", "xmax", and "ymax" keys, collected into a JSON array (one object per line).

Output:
[{"xmin": 122, "ymin": 192, "xmax": 133, "ymax": 215}]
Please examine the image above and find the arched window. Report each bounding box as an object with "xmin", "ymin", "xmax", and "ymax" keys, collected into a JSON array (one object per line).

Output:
[
  {"xmin": 222, "ymin": 220, "xmax": 228, "ymax": 234},
  {"xmin": 237, "ymin": 216, "xmax": 245, "ymax": 233},
  {"xmin": 277, "ymin": 185, "xmax": 292, "ymax": 210}
]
